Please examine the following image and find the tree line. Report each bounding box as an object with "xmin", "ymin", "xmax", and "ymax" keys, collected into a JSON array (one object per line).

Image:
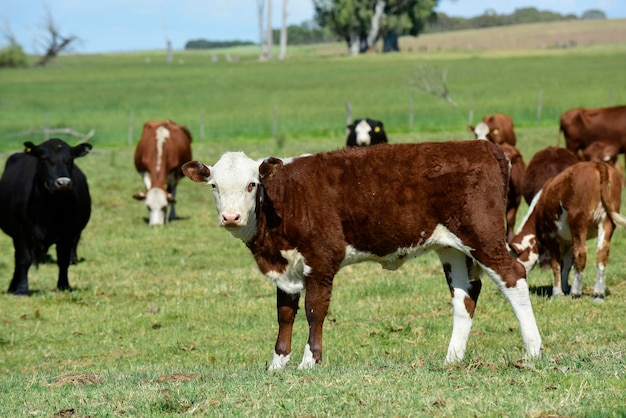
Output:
[{"xmin": 183, "ymin": 6, "xmax": 607, "ymax": 55}]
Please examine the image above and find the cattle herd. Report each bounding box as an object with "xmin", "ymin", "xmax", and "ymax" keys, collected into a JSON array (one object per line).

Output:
[{"xmin": 1, "ymin": 105, "xmax": 626, "ymax": 370}]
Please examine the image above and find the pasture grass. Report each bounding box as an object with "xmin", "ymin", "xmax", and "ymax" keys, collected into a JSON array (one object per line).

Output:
[
  {"xmin": 1, "ymin": 43, "xmax": 626, "ymax": 153},
  {"xmin": 1, "ymin": 128, "xmax": 626, "ymax": 417},
  {"xmin": 1, "ymin": 43, "xmax": 626, "ymax": 416}
]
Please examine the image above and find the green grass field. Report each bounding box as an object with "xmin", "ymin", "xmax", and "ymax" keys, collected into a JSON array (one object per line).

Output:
[{"xmin": 1, "ymin": 40, "xmax": 626, "ymax": 417}]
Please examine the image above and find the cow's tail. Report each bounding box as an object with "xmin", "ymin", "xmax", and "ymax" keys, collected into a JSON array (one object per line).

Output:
[{"xmin": 599, "ymin": 163, "xmax": 626, "ymax": 227}]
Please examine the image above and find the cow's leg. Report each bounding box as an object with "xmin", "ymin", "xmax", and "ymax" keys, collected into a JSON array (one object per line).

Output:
[
  {"xmin": 168, "ymin": 183, "xmax": 178, "ymax": 222},
  {"xmin": 8, "ymin": 239, "xmax": 32, "ymax": 295},
  {"xmin": 505, "ymin": 207, "xmax": 517, "ymax": 243},
  {"xmin": 550, "ymin": 255, "xmax": 564, "ymax": 297},
  {"xmin": 570, "ymin": 233, "xmax": 588, "ymax": 299},
  {"xmin": 269, "ymin": 288, "xmax": 299, "ymax": 370},
  {"xmin": 300, "ymin": 272, "xmax": 334, "ymax": 369},
  {"xmin": 593, "ymin": 220, "xmax": 615, "ymax": 302},
  {"xmin": 476, "ymin": 252, "xmax": 542, "ymax": 359},
  {"xmin": 55, "ymin": 240, "xmax": 73, "ymax": 291},
  {"xmin": 437, "ymin": 248, "xmax": 482, "ymax": 363},
  {"xmin": 559, "ymin": 246, "xmax": 574, "ymax": 295}
]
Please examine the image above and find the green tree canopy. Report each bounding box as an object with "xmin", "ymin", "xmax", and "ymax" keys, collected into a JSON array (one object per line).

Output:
[{"xmin": 313, "ymin": 0, "xmax": 438, "ymax": 54}]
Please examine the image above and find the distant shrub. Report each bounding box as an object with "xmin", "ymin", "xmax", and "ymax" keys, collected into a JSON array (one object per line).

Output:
[
  {"xmin": 0, "ymin": 41, "xmax": 27, "ymax": 68},
  {"xmin": 185, "ymin": 39, "xmax": 255, "ymax": 50}
]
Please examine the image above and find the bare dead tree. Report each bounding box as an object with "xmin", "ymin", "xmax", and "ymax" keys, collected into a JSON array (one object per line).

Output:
[
  {"xmin": 409, "ymin": 63, "xmax": 457, "ymax": 107},
  {"xmin": 278, "ymin": 0, "xmax": 288, "ymax": 60},
  {"xmin": 265, "ymin": 0, "xmax": 273, "ymax": 60},
  {"xmin": 35, "ymin": 6, "xmax": 77, "ymax": 67},
  {"xmin": 257, "ymin": 0, "xmax": 269, "ymax": 60}
]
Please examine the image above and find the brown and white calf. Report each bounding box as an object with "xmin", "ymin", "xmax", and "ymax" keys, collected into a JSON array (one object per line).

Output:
[
  {"xmin": 133, "ymin": 120, "xmax": 192, "ymax": 225},
  {"xmin": 510, "ymin": 161, "xmax": 626, "ymax": 301},
  {"xmin": 182, "ymin": 141, "xmax": 542, "ymax": 369},
  {"xmin": 469, "ymin": 113, "xmax": 517, "ymax": 145}
]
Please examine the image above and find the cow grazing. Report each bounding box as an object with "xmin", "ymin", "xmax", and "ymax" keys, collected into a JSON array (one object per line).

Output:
[
  {"xmin": 133, "ymin": 120, "xmax": 192, "ymax": 225},
  {"xmin": 469, "ymin": 113, "xmax": 517, "ymax": 145},
  {"xmin": 0, "ymin": 139, "xmax": 92, "ymax": 295},
  {"xmin": 346, "ymin": 118, "xmax": 388, "ymax": 147},
  {"xmin": 581, "ymin": 139, "xmax": 625, "ymax": 185},
  {"xmin": 182, "ymin": 141, "xmax": 542, "ymax": 369},
  {"xmin": 559, "ymin": 105, "xmax": 626, "ymax": 159},
  {"xmin": 471, "ymin": 122, "xmax": 525, "ymax": 242},
  {"xmin": 521, "ymin": 147, "xmax": 578, "ymax": 206},
  {"xmin": 510, "ymin": 161, "xmax": 626, "ymax": 301}
]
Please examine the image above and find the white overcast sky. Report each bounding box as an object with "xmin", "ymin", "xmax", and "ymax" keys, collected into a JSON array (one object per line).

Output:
[{"xmin": 2, "ymin": 1, "xmax": 625, "ymax": 54}]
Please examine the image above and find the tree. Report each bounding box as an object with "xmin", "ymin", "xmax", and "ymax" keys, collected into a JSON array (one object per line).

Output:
[
  {"xmin": 582, "ymin": 9, "xmax": 606, "ymax": 20},
  {"xmin": 313, "ymin": 0, "xmax": 438, "ymax": 55},
  {"xmin": 35, "ymin": 5, "xmax": 78, "ymax": 67},
  {"xmin": 0, "ymin": 20, "xmax": 27, "ymax": 68},
  {"xmin": 279, "ymin": 0, "xmax": 288, "ymax": 59}
]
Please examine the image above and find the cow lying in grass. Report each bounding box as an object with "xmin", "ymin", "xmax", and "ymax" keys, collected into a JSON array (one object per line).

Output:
[
  {"xmin": 510, "ymin": 161, "xmax": 626, "ymax": 301},
  {"xmin": 183, "ymin": 141, "xmax": 542, "ymax": 369}
]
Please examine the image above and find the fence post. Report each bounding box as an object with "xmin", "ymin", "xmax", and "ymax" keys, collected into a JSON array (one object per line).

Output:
[
  {"xmin": 128, "ymin": 111, "xmax": 134, "ymax": 147},
  {"xmin": 200, "ymin": 108, "xmax": 205, "ymax": 142},
  {"xmin": 468, "ymin": 95, "xmax": 474, "ymax": 127},
  {"xmin": 536, "ymin": 90, "xmax": 543, "ymax": 126},
  {"xmin": 408, "ymin": 97, "xmax": 414, "ymax": 133}
]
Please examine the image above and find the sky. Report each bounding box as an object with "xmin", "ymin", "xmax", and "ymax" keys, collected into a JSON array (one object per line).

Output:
[{"xmin": 2, "ymin": 0, "xmax": 625, "ymax": 54}]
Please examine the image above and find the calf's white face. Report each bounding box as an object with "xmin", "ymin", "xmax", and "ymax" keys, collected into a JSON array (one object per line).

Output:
[
  {"xmin": 354, "ymin": 119, "xmax": 373, "ymax": 146},
  {"xmin": 182, "ymin": 152, "xmax": 260, "ymax": 242},
  {"xmin": 473, "ymin": 122, "xmax": 490, "ymax": 140}
]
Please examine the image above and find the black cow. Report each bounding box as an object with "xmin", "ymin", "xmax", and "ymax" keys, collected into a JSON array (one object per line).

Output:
[
  {"xmin": 0, "ymin": 139, "xmax": 92, "ymax": 295},
  {"xmin": 346, "ymin": 118, "xmax": 388, "ymax": 147}
]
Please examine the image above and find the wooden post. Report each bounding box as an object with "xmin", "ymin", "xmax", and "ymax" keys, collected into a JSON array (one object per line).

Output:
[
  {"xmin": 128, "ymin": 111, "xmax": 134, "ymax": 147},
  {"xmin": 537, "ymin": 90, "xmax": 543, "ymax": 126},
  {"xmin": 468, "ymin": 95, "xmax": 474, "ymax": 127},
  {"xmin": 408, "ymin": 97, "xmax": 414, "ymax": 133},
  {"xmin": 44, "ymin": 114, "xmax": 50, "ymax": 141},
  {"xmin": 200, "ymin": 108, "xmax": 205, "ymax": 142}
]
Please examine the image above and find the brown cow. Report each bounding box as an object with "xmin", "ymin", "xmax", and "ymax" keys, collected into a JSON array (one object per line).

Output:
[
  {"xmin": 559, "ymin": 105, "xmax": 626, "ymax": 158},
  {"xmin": 521, "ymin": 147, "xmax": 578, "ymax": 206},
  {"xmin": 470, "ymin": 113, "xmax": 517, "ymax": 145},
  {"xmin": 182, "ymin": 141, "xmax": 542, "ymax": 369},
  {"xmin": 581, "ymin": 139, "xmax": 625, "ymax": 185},
  {"xmin": 133, "ymin": 120, "xmax": 192, "ymax": 225},
  {"xmin": 470, "ymin": 122, "xmax": 525, "ymax": 242},
  {"xmin": 510, "ymin": 161, "xmax": 626, "ymax": 301}
]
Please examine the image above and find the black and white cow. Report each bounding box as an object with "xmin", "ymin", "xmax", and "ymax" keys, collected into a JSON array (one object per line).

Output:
[
  {"xmin": 0, "ymin": 139, "xmax": 92, "ymax": 295},
  {"xmin": 183, "ymin": 141, "xmax": 542, "ymax": 369},
  {"xmin": 346, "ymin": 118, "xmax": 388, "ymax": 147}
]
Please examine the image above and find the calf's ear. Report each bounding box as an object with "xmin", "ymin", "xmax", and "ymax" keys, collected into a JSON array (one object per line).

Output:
[
  {"xmin": 259, "ymin": 157, "xmax": 283, "ymax": 180},
  {"xmin": 182, "ymin": 161, "xmax": 211, "ymax": 183},
  {"xmin": 133, "ymin": 191, "xmax": 146, "ymax": 200}
]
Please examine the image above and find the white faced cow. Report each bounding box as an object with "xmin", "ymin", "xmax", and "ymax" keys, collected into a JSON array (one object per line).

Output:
[
  {"xmin": 133, "ymin": 120, "xmax": 192, "ymax": 225},
  {"xmin": 183, "ymin": 142, "xmax": 542, "ymax": 369},
  {"xmin": 510, "ymin": 161, "xmax": 626, "ymax": 301}
]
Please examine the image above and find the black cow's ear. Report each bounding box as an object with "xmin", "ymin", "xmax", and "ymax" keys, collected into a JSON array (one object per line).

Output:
[
  {"xmin": 73, "ymin": 143, "xmax": 93, "ymax": 157},
  {"xmin": 259, "ymin": 157, "xmax": 283, "ymax": 180},
  {"xmin": 24, "ymin": 142, "xmax": 36, "ymax": 154}
]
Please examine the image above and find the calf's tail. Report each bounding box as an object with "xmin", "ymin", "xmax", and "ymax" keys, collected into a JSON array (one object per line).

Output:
[{"xmin": 599, "ymin": 163, "xmax": 626, "ymax": 227}]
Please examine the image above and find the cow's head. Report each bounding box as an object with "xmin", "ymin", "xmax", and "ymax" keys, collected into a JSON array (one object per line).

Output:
[
  {"xmin": 25, "ymin": 139, "xmax": 92, "ymax": 193},
  {"xmin": 346, "ymin": 118, "xmax": 388, "ymax": 147},
  {"xmin": 508, "ymin": 190, "xmax": 543, "ymax": 274},
  {"xmin": 469, "ymin": 122, "xmax": 490, "ymax": 140},
  {"xmin": 183, "ymin": 152, "xmax": 261, "ymax": 243},
  {"xmin": 132, "ymin": 188, "xmax": 175, "ymax": 226}
]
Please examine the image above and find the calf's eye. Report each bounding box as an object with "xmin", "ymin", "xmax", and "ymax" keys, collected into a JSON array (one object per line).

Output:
[{"xmin": 247, "ymin": 182, "xmax": 256, "ymax": 192}]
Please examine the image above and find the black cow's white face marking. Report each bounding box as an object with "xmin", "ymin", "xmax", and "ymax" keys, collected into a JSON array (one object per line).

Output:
[{"xmin": 354, "ymin": 119, "xmax": 373, "ymax": 146}]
